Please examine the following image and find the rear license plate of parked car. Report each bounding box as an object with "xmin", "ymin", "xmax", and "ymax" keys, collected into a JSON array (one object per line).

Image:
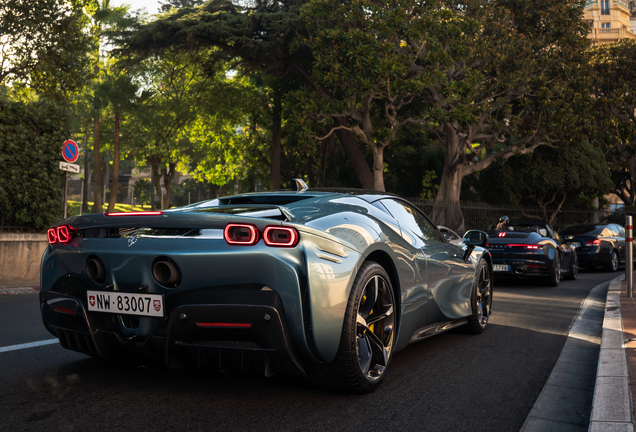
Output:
[
  {"xmin": 493, "ymin": 264, "xmax": 510, "ymax": 272},
  {"xmin": 87, "ymin": 290, "xmax": 164, "ymax": 317}
]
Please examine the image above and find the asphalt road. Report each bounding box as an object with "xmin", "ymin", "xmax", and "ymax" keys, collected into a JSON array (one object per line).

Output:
[{"xmin": 0, "ymin": 270, "xmax": 618, "ymax": 432}]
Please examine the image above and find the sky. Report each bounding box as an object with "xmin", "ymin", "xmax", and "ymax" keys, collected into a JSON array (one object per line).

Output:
[{"xmin": 110, "ymin": 0, "xmax": 162, "ymax": 16}]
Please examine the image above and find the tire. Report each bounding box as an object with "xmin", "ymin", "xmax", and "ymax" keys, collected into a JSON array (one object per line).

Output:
[
  {"xmin": 605, "ymin": 250, "xmax": 619, "ymax": 272},
  {"xmin": 545, "ymin": 253, "xmax": 560, "ymax": 287},
  {"xmin": 463, "ymin": 259, "xmax": 492, "ymax": 334},
  {"xmin": 564, "ymin": 252, "xmax": 578, "ymax": 281},
  {"xmin": 305, "ymin": 261, "xmax": 396, "ymax": 393}
]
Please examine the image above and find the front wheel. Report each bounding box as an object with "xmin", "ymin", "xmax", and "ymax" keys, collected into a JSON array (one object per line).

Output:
[
  {"xmin": 464, "ymin": 259, "xmax": 492, "ymax": 334},
  {"xmin": 305, "ymin": 261, "xmax": 396, "ymax": 393}
]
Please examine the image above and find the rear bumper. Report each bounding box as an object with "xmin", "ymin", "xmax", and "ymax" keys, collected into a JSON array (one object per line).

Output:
[
  {"xmin": 491, "ymin": 258, "xmax": 550, "ymax": 277},
  {"xmin": 40, "ymin": 280, "xmax": 307, "ymax": 376}
]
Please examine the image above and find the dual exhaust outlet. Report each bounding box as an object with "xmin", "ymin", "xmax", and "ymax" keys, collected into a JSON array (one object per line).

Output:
[{"xmin": 86, "ymin": 256, "xmax": 181, "ymax": 287}]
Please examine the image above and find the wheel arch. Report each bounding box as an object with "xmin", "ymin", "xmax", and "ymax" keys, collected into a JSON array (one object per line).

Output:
[{"xmin": 364, "ymin": 249, "xmax": 401, "ymax": 334}]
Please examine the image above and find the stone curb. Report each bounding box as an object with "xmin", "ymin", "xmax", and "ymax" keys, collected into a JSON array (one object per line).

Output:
[
  {"xmin": 0, "ymin": 287, "xmax": 39, "ymax": 295},
  {"xmin": 589, "ymin": 276, "xmax": 633, "ymax": 432}
]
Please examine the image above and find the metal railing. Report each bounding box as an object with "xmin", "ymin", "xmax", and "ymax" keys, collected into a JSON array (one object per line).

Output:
[{"xmin": 405, "ymin": 199, "xmax": 598, "ymax": 232}]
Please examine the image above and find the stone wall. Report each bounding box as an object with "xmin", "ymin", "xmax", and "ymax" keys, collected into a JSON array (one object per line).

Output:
[{"xmin": 0, "ymin": 233, "xmax": 47, "ymax": 287}]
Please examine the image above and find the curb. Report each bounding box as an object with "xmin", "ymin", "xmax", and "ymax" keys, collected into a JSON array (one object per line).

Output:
[
  {"xmin": 0, "ymin": 286, "xmax": 39, "ymax": 295},
  {"xmin": 589, "ymin": 276, "xmax": 633, "ymax": 432}
]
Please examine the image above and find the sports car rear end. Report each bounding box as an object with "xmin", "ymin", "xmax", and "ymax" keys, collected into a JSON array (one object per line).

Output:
[
  {"xmin": 486, "ymin": 232, "xmax": 555, "ymax": 278},
  {"xmin": 40, "ymin": 208, "xmax": 356, "ymax": 377}
]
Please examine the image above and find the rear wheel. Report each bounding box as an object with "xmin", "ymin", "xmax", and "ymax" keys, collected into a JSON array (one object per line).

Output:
[
  {"xmin": 564, "ymin": 252, "xmax": 578, "ymax": 280},
  {"xmin": 545, "ymin": 253, "xmax": 560, "ymax": 287},
  {"xmin": 305, "ymin": 261, "xmax": 396, "ymax": 393},
  {"xmin": 605, "ymin": 250, "xmax": 619, "ymax": 272}
]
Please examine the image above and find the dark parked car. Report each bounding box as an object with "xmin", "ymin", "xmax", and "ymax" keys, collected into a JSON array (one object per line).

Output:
[
  {"xmin": 559, "ymin": 223, "xmax": 626, "ymax": 271},
  {"xmin": 486, "ymin": 222, "xmax": 578, "ymax": 286},
  {"xmin": 40, "ymin": 186, "xmax": 492, "ymax": 393}
]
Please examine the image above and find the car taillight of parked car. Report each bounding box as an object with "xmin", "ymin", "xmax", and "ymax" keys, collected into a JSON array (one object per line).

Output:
[
  {"xmin": 47, "ymin": 225, "xmax": 77, "ymax": 245},
  {"xmin": 585, "ymin": 239, "xmax": 601, "ymax": 246}
]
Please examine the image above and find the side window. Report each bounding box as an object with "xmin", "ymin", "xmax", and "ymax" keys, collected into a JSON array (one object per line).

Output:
[{"xmin": 380, "ymin": 199, "xmax": 442, "ymax": 243}]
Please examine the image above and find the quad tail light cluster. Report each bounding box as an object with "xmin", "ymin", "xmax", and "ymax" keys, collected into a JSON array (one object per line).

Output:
[
  {"xmin": 47, "ymin": 225, "xmax": 77, "ymax": 245},
  {"xmin": 224, "ymin": 224, "xmax": 299, "ymax": 247},
  {"xmin": 487, "ymin": 243, "xmax": 541, "ymax": 249}
]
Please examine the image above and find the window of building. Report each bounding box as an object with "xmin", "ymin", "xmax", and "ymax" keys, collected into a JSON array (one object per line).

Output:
[
  {"xmin": 601, "ymin": 22, "xmax": 611, "ymax": 28},
  {"xmin": 601, "ymin": 0, "xmax": 610, "ymax": 15}
]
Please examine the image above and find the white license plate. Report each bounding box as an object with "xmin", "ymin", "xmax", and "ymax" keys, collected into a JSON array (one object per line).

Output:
[
  {"xmin": 493, "ymin": 264, "xmax": 510, "ymax": 272},
  {"xmin": 87, "ymin": 290, "xmax": 164, "ymax": 317}
]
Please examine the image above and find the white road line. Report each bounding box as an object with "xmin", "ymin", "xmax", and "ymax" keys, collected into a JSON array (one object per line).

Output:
[{"xmin": 0, "ymin": 339, "xmax": 59, "ymax": 353}]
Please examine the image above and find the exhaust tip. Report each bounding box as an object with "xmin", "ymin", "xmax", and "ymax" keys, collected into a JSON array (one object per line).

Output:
[
  {"xmin": 515, "ymin": 267, "xmax": 525, "ymax": 275},
  {"xmin": 152, "ymin": 258, "xmax": 181, "ymax": 287},
  {"xmin": 87, "ymin": 257, "xmax": 106, "ymax": 283}
]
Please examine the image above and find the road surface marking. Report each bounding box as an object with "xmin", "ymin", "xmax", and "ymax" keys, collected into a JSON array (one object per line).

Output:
[{"xmin": 0, "ymin": 339, "xmax": 59, "ymax": 353}]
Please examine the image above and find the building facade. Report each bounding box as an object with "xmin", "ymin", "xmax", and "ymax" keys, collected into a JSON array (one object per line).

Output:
[{"xmin": 583, "ymin": 0, "xmax": 636, "ymax": 44}]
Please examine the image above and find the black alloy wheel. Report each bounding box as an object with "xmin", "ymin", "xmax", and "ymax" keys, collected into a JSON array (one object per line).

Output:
[
  {"xmin": 546, "ymin": 253, "xmax": 560, "ymax": 287},
  {"xmin": 564, "ymin": 252, "xmax": 578, "ymax": 280},
  {"xmin": 305, "ymin": 261, "xmax": 396, "ymax": 393},
  {"xmin": 464, "ymin": 259, "xmax": 492, "ymax": 334},
  {"xmin": 605, "ymin": 250, "xmax": 619, "ymax": 272}
]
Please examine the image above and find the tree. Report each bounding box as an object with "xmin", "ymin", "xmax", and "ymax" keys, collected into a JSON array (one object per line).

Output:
[
  {"xmin": 159, "ymin": 0, "xmax": 204, "ymax": 12},
  {"xmin": 0, "ymin": 0, "xmax": 94, "ymax": 97},
  {"xmin": 420, "ymin": 0, "xmax": 591, "ymax": 231},
  {"xmin": 589, "ymin": 38, "xmax": 636, "ymax": 206},
  {"xmin": 476, "ymin": 141, "xmax": 613, "ymax": 224},
  {"xmin": 128, "ymin": 47, "xmax": 214, "ymax": 209},
  {"xmin": 116, "ymin": 0, "xmax": 376, "ymax": 189},
  {"xmin": 94, "ymin": 72, "xmax": 138, "ymax": 212},
  {"xmin": 294, "ymin": 0, "xmax": 476, "ymax": 191}
]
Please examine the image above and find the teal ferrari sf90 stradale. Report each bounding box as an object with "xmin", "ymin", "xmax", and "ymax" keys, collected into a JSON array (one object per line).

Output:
[{"xmin": 40, "ymin": 185, "xmax": 492, "ymax": 393}]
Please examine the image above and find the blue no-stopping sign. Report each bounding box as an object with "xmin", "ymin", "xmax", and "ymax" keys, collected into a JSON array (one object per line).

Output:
[{"xmin": 62, "ymin": 139, "xmax": 79, "ymax": 163}]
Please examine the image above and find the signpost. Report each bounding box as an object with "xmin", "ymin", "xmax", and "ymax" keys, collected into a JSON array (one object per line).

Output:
[{"xmin": 60, "ymin": 140, "xmax": 80, "ymax": 218}]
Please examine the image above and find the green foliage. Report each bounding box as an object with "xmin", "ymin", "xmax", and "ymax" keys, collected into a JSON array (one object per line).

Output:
[
  {"xmin": 420, "ymin": 171, "xmax": 440, "ymax": 201},
  {"xmin": 0, "ymin": 0, "xmax": 95, "ymax": 97},
  {"xmin": 0, "ymin": 96, "xmax": 70, "ymax": 229},
  {"xmin": 132, "ymin": 178, "xmax": 151, "ymax": 206},
  {"xmin": 589, "ymin": 38, "xmax": 636, "ymax": 205},
  {"xmin": 475, "ymin": 141, "xmax": 613, "ymax": 208}
]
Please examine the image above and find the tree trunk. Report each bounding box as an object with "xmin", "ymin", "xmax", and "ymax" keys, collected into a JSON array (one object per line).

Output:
[
  {"xmin": 163, "ymin": 162, "xmax": 177, "ymax": 208},
  {"xmin": 150, "ymin": 160, "xmax": 164, "ymax": 209},
  {"xmin": 370, "ymin": 144, "xmax": 385, "ymax": 192},
  {"xmin": 81, "ymin": 132, "xmax": 91, "ymax": 214},
  {"xmin": 269, "ymin": 88, "xmax": 282, "ymax": 190},
  {"xmin": 334, "ymin": 118, "xmax": 374, "ymax": 190},
  {"xmin": 431, "ymin": 125, "xmax": 465, "ymax": 232},
  {"xmin": 92, "ymin": 111, "xmax": 103, "ymax": 213},
  {"xmin": 590, "ymin": 196, "xmax": 599, "ymax": 223},
  {"xmin": 108, "ymin": 112, "xmax": 120, "ymax": 212}
]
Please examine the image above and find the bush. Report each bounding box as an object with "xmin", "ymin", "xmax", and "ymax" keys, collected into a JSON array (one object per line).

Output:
[{"xmin": 0, "ymin": 96, "xmax": 70, "ymax": 229}]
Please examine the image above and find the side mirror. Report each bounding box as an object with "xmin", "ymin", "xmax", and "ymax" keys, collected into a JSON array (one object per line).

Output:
[
  {"xmin": 462, "ymin": 230, "xmax": 488, "ymax": 262},
  {"xmin": 463, "ymin": 230, "xmax": 488, "ymax": 248}
]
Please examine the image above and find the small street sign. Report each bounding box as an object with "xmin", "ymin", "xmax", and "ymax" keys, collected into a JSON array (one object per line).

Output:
[
  {"xmin": 59, "ymin": 161, "xmax": 80, "ymax": 173},
  {"xmin": 62, "ymin": 139, "xmax": 79, "ymax": 163}
]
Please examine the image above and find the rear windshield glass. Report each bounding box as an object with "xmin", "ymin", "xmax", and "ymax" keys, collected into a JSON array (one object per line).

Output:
[
  {"xmin": 560, "ymin": 225, "xmax": 603, "ymax": 236},
  {"xmin": 190, "ymin": 206, "xmax": 286, "ymax": 220}
]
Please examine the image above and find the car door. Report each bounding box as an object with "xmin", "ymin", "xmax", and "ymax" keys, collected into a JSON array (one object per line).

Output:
[
  {"xmin": 380, "ymin": 199, "xmax": 475, "ymax": 331},
  {"xmin": 547, "ymin": 224, "xmax": 574, "ymax": 269}
]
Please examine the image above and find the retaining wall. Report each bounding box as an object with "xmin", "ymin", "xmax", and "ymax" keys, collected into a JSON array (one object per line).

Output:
[{"xmin": 0, "ymin": 234, "xmax": 47, "ymax": 287}]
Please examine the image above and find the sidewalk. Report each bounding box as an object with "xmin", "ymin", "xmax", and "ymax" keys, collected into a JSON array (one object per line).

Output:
[{"xmin": 589, "ymin": 276, "xmax": 634, "ymax": 431}]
